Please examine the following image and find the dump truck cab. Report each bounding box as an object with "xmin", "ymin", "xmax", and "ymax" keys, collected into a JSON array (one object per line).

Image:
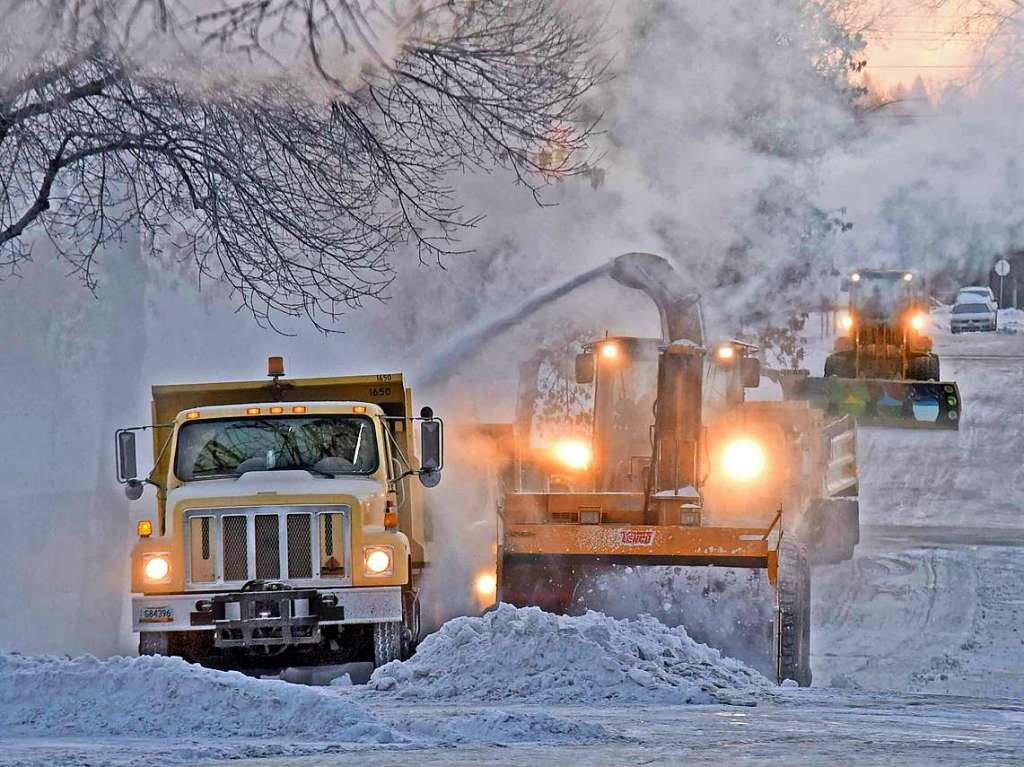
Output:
[{"xmin": 116, "ymin": 360, "xmax": 442, "ymax": 669}]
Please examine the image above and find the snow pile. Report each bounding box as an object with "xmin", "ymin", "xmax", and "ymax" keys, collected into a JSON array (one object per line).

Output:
[
  {"xmin": 997, "ymin": 308, "xmax": 1024, "ymax": 334},
  {"xmin": 368, "ymin": 604, "xmax": 770, "ymax": 704},
  {"xmin": 0, "ymin": 653, "xmax": 399, "ymax": 742}
]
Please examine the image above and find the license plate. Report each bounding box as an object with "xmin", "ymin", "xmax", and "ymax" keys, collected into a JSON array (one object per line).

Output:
[{"xmin": 140, "ymin": 605, "xmax": 174, "ymax": 624}]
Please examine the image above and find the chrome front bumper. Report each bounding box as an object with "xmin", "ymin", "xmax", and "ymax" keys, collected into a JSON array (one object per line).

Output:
[{"xmin": 132, "ymin": 586, "xmax": 402, "ymax": 634}]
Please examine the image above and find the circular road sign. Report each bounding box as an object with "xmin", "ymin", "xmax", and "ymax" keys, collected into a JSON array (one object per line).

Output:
[{"xmin": 995, "ymin": 258, "xmax": 1011, "ymax": 276}]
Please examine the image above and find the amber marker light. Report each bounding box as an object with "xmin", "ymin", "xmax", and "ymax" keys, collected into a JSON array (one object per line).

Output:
[
  {"xmin": 137, "ymin": 520, "xmax": 153, "ymax": 537},
  {"xmin": 269, "ymin": 406, "xmax": 284, "ymax": 414},
  {"xmin": 185, "ymin": 411, "xmax": 201, "ymax": 420},
  {"xmin": 353, "ymin": 405, "xmax": 367, "ymax": 414},
  {"xmin": 292, "ymin": 405, "xmax": 308, "ymax": 414},
  {"xmin": 246, "ymin": 407, "xmax": 261, "ymax": 415}
]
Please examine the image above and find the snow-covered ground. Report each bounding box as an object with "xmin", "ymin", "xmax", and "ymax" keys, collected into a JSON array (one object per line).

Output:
[{"xmin": 2, "ymin": 321, "xmax": 1023, "ymax": 766}]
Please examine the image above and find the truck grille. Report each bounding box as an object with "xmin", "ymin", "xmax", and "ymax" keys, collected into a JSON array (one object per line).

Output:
[{"xmin": 185, "ymin": 505, "xmax": 351, "ymax": 588}]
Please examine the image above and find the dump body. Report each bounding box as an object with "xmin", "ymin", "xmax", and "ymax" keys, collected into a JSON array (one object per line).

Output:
[{"xmin": 122, "ymin": 369, "xmax": 436, "ymax": 669}]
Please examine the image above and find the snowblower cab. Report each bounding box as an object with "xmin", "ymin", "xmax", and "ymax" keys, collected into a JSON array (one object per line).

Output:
[{"xmin": 789, "ymin": 269, "xmax": 961, "ymax": 429}]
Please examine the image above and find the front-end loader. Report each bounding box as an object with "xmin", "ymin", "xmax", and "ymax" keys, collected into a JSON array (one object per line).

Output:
[
  {"xmin": 789, "ymin": 269, "xmax": 961, "ymax": 429},
  {"xmin": 490, "ymin": 253, "xmax": 859, "ymax": 686}
]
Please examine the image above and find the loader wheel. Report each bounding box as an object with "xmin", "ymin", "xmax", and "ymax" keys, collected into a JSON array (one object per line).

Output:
[
  {"xmin": 908, "ymin": 354, "xmax": 940, "ymax": 381},
  {"xmin": 777, "ymin": 536, "xmax": 812, "ymax": 687},
  {"xmin": 824, "ymin": 353, "xmax": 854, "ymax": 378},
  {"xmin": 801, "ymin": 499, "xmax": 859, "ymax": 565},
  {"xmin": 373, "ymin": 621, "xmax": 402, "ymax": 668}
]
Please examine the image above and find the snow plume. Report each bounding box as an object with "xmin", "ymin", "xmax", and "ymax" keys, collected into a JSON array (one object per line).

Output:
[
  {"xmin": 417, "ymin": 416, "xmax": 505, "ymax": 632},
  {"xmin": 820, "ymin": 75, "xmax": 1024, "ymax": 289},
  {"xmin": 369, "ymin": 603, "xmax": 771, "ymax": 704},
  {"xmin": 377, "ymin": 0, "xmax": 865, "ymax": 375}
]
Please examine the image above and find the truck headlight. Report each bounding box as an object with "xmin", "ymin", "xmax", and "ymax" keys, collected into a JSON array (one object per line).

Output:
[
  {"xmin": 363, "ymin": 546, "xmax": 394, "ymax": 577},
  {"xmin": 720, "ymin": 437, "xmax": 766, "ymax": 482},
  {"xmin": 143, "ymin": 554, "xmax": 171, "ymax": 582}
]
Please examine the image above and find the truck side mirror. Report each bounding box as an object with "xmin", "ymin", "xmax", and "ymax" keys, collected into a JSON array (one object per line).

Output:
[
  {"xmin": 419, "ymin": 412, "xmax": 443, "ymax": 488},
  {"xmin": 575, "ymin": 352, "xmax": 594, "ymax": 384},
  {"xmin": 117, "ymin": 430, "xmax": 138, "ymax": 482},
  {"xmin": 741, "ymin": 357, "xmax": 761, "ymax": 388}
]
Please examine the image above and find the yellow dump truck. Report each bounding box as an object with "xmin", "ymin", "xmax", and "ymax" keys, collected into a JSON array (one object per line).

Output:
[{"xmin": 116, "ymin": 358, "xmax": 442, "ymax": 669}]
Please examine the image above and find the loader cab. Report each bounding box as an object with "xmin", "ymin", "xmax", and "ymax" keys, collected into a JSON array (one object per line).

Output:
[
  {"xmin": 575, "ymin": 337, "xmax": 660, "ymax": 493},
  {"xmin": 848, "ymin": 269, "xmax": 928, "ymax": 327}
]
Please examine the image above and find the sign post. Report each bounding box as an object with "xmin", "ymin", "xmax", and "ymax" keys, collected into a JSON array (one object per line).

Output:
[{"xmin": 994, "ymin": 258, "xmax": 1011, "ymax": 309}]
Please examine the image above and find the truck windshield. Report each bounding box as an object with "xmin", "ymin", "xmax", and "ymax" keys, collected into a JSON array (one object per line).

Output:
[{"xmin": 174, "ymin": 415, "xmax": 378, "ymax": 480}]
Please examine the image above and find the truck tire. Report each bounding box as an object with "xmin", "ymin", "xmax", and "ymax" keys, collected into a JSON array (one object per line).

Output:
[
  {"xmin": 824, "ymin": 353, "xmax": 853, "ymax": 378},
  {"xmin": 802, "ymin": 498, "xmax": 859, "ymax": 565},
  {"xmin": 139, "ymin": 631, "xmax": 215, "ymax": 665},
  {"xmin": 777, "ymin": 535, "xmax": 812, "ymax": 687},
  {"xmin": 373, "ymin": 621, "xmax": 402, "ymax": 668},
  {"xmin": 908, "ymin": 354, "xmax": 940, "ymax": 381}
]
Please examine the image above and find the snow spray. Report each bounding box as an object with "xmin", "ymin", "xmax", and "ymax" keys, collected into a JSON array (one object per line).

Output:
[{"xmin": 414, "ymin": 261, "xmax": 613, "ymax": 388}]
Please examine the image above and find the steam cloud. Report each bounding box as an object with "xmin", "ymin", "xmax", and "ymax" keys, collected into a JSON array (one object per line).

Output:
[{"xmin": 3, "ymin": 0, "xmax": 1023, "ymax": 656}]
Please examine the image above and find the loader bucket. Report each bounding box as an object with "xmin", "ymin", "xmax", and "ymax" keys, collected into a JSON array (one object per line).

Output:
[{"xmin": 788, "ymin": 376, "xmax": 961, "ymax": 430}]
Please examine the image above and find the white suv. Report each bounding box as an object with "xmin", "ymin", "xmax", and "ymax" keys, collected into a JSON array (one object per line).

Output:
[
  {"xmin": 951, "ymin": 297, "xmax": 997, "ymax": 333},
  {"xmin": 956, "ymin": 286, "xmax": 997, "ymax": 309}
]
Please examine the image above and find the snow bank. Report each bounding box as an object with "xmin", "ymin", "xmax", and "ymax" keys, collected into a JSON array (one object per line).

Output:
[
  {"xmin": 0, "ymin": 653, "xmax": 399, "ymax": 742},
  {"xmin": 367, "ymin": 604, "xmax": 770, "ymax": 704},
  {"xmin": 997, "ymin": 308, "xmax": 1024, "ymax": 334}
]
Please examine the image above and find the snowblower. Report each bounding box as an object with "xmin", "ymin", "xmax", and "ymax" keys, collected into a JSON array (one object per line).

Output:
[
  {"xmin": 785, "ymin": 269, "xmax": 961, "ymax": 430},
  {"xmin": 486, "ymin": 253, "xmax": 860, "ymax": 686}
]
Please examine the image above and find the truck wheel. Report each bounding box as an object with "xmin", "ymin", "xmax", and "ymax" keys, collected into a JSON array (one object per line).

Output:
[
  {"xmin": 824, "ymin": 353, "xmax": 853, "ymax": 378},
  {"xmin": 139, "ymin": 632, "xmax": 169, "ymax": 656},
  {"xmin": 139, "ymin": 631, "xmax": 215, "ymax": 665},
  {"xmin": 373, "ymin": 621, "xmax": 402, "ymax": 668},
  {"xmin": 777, "ymin": 535, "xmax": 812, "ymax": 687},
  {"xmin": 908, "ymin": 354, "xmax": 940, "ymax": 381}
]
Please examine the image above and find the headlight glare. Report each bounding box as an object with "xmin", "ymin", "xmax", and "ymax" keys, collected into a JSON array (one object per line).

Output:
[
  {"xmin": 552, "ymin": 439, "xmax": 591, "ymax": 471},
  {"xmin": 363, "ymin": 546, "xmax": 394, "ymax": 576},
  {"xmin": 143, "ymin": 555, "xmax": 170, "ymax": 582},
  {"xmin": 720, "ymin": 437, "xmax": 766, "ymax": 483}
]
